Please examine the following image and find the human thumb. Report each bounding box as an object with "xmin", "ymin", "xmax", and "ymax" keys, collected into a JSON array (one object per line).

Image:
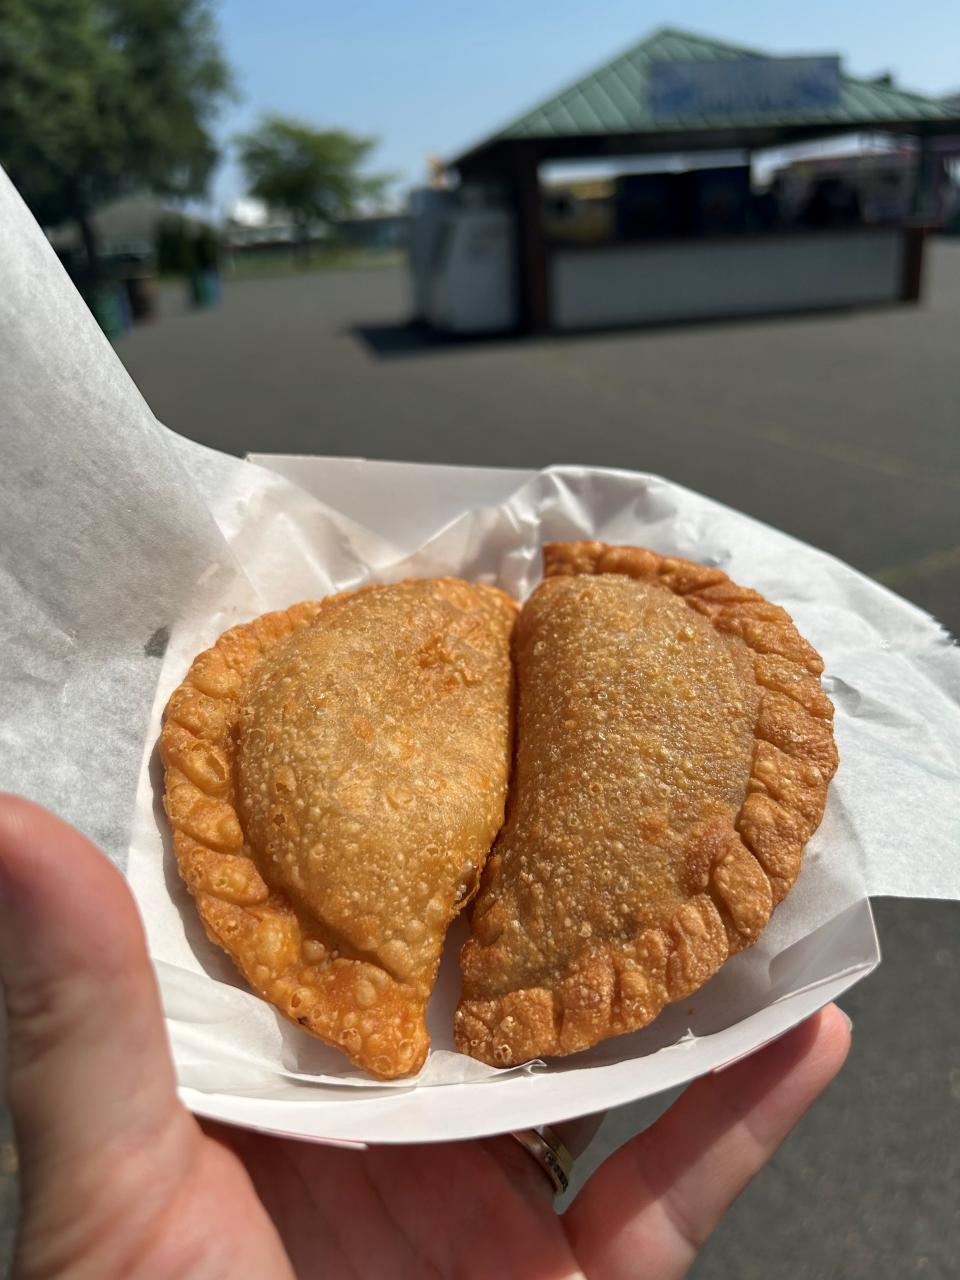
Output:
[{"xmin": 0, "ymin": 794, "xmax": 189, "ymax": 1222}]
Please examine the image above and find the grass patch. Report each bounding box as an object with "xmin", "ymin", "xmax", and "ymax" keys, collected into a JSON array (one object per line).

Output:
[{"xmin": 223, "ymin": 247, "xmax": 404, "ymax": 281}]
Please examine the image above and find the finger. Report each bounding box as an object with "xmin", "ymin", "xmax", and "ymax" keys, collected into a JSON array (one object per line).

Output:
[
  {"xmin": 566, "ymin": 1005, "xmax": 851, "ymax": 1280},
  {"xmin": 0, "ymin": 795, "xmax": 188, "ymax": 1184}
]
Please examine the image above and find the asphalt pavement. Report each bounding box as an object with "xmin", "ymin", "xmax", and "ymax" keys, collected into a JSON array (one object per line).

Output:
[
  {"xmin": 122, "ymin": 242, "xmax": 960, "ymax": 639},
  {"xmin": 2, "ymin": 245, "xmax": 958, "ymax": 1276}
]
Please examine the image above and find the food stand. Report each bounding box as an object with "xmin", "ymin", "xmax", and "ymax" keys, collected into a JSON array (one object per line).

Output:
[{"xmin": 412, "ymin": 27, "xmax": 960, "ymax": 334}]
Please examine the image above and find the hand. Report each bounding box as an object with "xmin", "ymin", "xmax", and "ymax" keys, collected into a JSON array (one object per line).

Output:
[{"xmin": 0, "ymin": 795, "xmax": 850, "ymax": 1279}]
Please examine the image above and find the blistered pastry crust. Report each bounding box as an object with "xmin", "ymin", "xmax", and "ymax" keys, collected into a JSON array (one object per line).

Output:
[
  {"xmin": 455, "ymin": 543, "xmax": 837, "ymax": 1067},
  {"xmin": 162, "ymin": 582, "xmax": 516, "ymax": 1079}
]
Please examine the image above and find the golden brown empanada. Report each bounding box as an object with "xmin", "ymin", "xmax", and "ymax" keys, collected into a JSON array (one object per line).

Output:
[
  {"xmin": 161, "ymin": 578, "xmax": 516, "ymax": 1079},
  {"xmin": 456, "ymin": 543, "xmax": 837, "ymax": 1066}
]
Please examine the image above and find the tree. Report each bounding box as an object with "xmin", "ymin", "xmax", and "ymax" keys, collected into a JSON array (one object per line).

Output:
[
  {"xmin": 0, "ymin": 0, "xmax": 233, "ymax": 277},
  {"xmin": 235, "ymin": 116, "xmax": 390, "ymax": 256}
]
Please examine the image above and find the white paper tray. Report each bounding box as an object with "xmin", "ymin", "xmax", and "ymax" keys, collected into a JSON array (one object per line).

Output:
[{"xmin": 128, "ymin": 454, "xmax": 911, "ymax": 1145}]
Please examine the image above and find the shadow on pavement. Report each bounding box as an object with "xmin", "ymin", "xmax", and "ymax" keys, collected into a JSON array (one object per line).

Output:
[
  {"xmin": 352, "ymin": 302, "xmax": 901, "ymax": 360},
  {"xmin": 351, "ymin": 321, "xmax": 512, "ymax": 358}
]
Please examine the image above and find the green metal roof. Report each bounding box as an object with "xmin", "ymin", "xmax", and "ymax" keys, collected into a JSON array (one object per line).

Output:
[{"xmin": 460, "ymin": 27, "xmax": 959, "ymax": 158}]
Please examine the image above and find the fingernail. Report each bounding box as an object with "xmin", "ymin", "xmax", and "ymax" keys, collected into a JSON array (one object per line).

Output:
[{"xmin": 838, "ymin": 1009, "xmax": 853, "ymax": 1035}]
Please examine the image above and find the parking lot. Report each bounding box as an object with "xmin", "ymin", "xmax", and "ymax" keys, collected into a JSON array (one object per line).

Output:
[{"xmin": 121, "ymin": 243, "xmax": 960, "ymax": 640}]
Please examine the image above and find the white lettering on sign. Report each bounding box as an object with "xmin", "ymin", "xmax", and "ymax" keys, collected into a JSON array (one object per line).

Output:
[{"xmin": 650, "ymin": 56, "xmax": 842, "ymax": 121}]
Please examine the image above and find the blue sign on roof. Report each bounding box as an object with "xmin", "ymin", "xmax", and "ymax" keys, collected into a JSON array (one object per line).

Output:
[{"xmin": 651, "ymin": 56, "xmax": 842, "ymax": 121}]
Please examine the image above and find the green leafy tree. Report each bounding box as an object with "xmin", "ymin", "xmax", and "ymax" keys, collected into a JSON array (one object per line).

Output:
[
  {"xmin": 236, "ymin": 115, "xmax": 390, "ymax": 257},
  {"xmin": 0, "ymin": 0, "xmax": 233, "ymax": 276}
]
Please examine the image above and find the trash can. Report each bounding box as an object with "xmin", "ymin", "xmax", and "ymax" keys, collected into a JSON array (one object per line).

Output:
[
  {"xmin": 189, "ymin": 269, "xmax": 222, "ymax": 308},
  {"xmin": 122, "ymin": 273, "xmax": 157, "ymax": 322},
  {"xmin": 86, "ymin": 285, "xmax": 130, "ymax": 340},
  {"xmin": 189, "ymin": 226, "xmax": 222, "ymax": 308}
]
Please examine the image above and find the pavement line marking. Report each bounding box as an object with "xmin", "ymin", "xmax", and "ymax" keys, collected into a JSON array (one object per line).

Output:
[
  {"xmin": 873, "ymin": 545, "xmax": 960, "ymax": 587},
  {"xmin": 537, "ymin": 346, "xmax": 960, "ymax": 494},
  {"xmin": 748, "ymin": 425, "xmax": 960, "ymax": 494}
]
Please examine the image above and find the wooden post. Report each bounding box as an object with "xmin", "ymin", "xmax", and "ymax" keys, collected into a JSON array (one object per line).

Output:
[
  {"xmin": 511, "ymin": 143, "xmax": 550, "ymax": 333},
  {"xmin": 911, "ymin": 130, "xmax": 932, "ymax": 220},
  {"xmin": 900, "ymin": 225, "xmax": 926, "ymax": 303}
]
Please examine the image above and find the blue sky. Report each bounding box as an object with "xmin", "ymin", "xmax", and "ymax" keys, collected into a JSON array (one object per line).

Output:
[{"xmin": 211, "ymin": 1, "xmax": 960, "ymax": 212}]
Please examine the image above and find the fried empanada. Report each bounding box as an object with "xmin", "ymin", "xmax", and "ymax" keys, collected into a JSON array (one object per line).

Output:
[
  {"xmin": 456, "ymin": 543, "xmax": 837, "ymax": 1066},
  {"xmin": 161, "ymin": 578, "xmax": 516, "ymax": 1079}
]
